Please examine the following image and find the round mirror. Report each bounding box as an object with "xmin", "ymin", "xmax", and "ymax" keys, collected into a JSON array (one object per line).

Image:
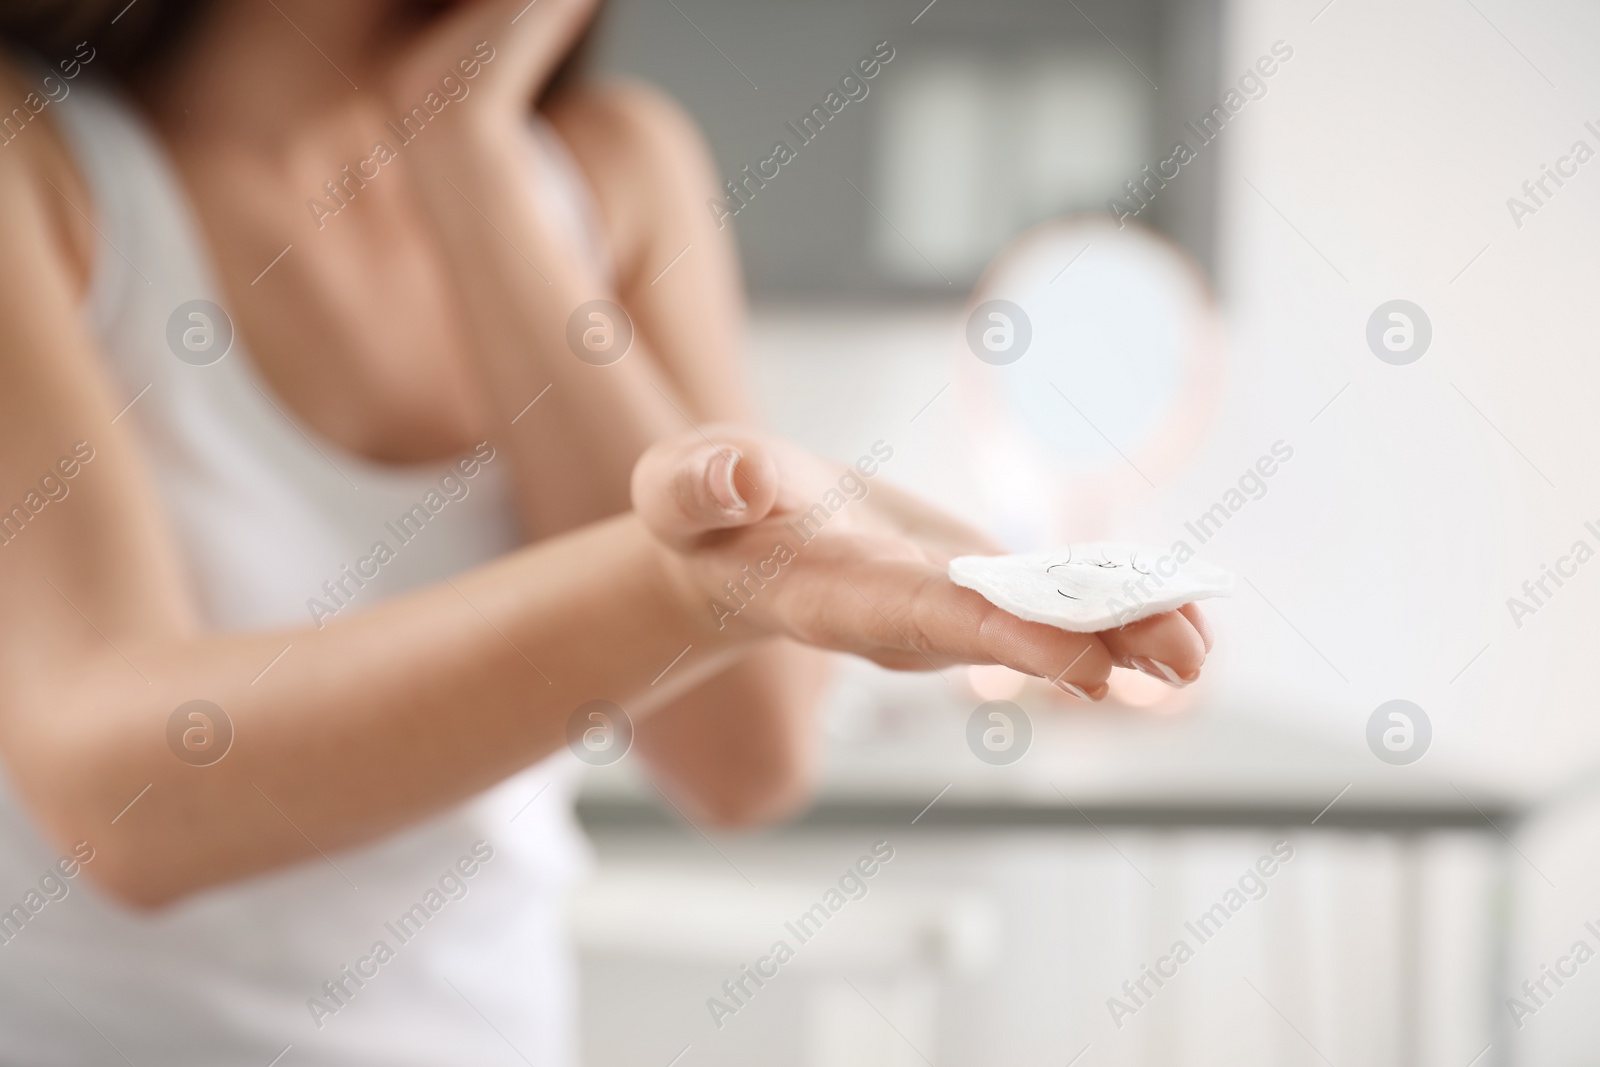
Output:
[{"xmin": 957, "ymin": 218, "xmax": 1225, "ymax": 548}]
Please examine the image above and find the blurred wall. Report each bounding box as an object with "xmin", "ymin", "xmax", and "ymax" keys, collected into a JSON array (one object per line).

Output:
[
  {"xmin": 1205, "ymin": 0, "xmax": 1599, "ymax": 775},
  {"xmin": 737, "ymin": 0, "xmax": 1600, "ymax": 1059},
  {"xmin": 586, "ymin": 0, "xmax": 1600, "ymax": 1062},
  {"xmin": 1179, "ymin": 1, "xmax": 1600, "ymax": 1062},
  {"xmin": 591, "ymin": 0, "xmax": 1224, "ymax": 298}
]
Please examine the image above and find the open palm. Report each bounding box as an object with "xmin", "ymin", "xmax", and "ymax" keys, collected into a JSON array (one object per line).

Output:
[{"xmin": 634, "ymin": 431, "xmax": 1212, "ymax": 699}]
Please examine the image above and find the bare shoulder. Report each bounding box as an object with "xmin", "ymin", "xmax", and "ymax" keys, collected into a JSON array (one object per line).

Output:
[
  {"xmin": 0, "ymin": 55, "xmax": 97, "ymax": 294},
  {"xmin": 541, "ymin": 80, "xmax": 720, "ymax": 276},
  {"xmin": 0, "ymin": 55, "xmax": 120, "ymax": 461},
  {"xmin": 0, "ymin": 55, "xmax": 191, "ymax": 630},
  {"xmin": 543, "ymin": 79, "xmax": 708, "ymax": 168}
]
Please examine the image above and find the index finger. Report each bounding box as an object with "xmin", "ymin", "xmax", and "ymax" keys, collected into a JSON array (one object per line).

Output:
[{"xmin": 790, "ymin": 560, "xmax": 1115, "ymax": 698}]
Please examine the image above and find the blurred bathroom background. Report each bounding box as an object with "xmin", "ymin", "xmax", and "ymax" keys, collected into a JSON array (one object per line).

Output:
[{"xmin": 563, "ymin": 1, "xmax": 1600, "ymax": 1064}]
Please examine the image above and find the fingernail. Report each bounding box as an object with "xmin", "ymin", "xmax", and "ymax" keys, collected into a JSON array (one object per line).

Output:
[
  {"xmin": 1054, "ymin": 679, "xmax": 1089, "ymax": 701},
  {"xmin": 1134, "ymin": 657, "xmax": 1189, "ymax": 688},
  {"xmin": 707, "ymin": 449, "xmax": 745, "ymax": 511}
]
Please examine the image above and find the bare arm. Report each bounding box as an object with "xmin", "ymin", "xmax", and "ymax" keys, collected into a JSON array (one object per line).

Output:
[
  {"xmin": 0, "ymin": 127, "xmax": 747, "ymax": 907},
  {"xmin": 0, "ymin": 132, "xmax": 1202, "ymax": 900},
  {"xmin": 393, "ymin": 23, "xmax": 832, "ymax": 827},
  {"xmin": 0, "ymin": 19, "xmax": 1210, "ymax": 911},
  {"xmin": 543, "ymin": 85, "xmax": 833, "ymax": 824}
]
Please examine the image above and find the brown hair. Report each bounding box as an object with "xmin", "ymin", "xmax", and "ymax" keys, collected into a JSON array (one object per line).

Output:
[
  {"xmin": 0, "ymin": 0, "xmax": 602, "ymax": 104},
  {"xmin": 0, "ymin": 0, "xmax": 211, "ymax": 81}
]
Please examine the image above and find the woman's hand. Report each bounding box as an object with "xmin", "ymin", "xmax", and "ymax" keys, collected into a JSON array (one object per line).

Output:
[
  {"xmin": 381, "ymin": 0, "xmax": 600, "ymax": 133},
  {"xmin": 633, "ymin": 431, "xmax": 1214, "ymax": 700}
]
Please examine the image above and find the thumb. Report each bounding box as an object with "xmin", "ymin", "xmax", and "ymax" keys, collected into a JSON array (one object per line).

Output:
[
  {"xmin": 389, "ymin": 0, "xmax": 598, "ymax": 117},
  {"xmin": 631, "ymin": 431, "xmax": 780, "ymax": 550}
]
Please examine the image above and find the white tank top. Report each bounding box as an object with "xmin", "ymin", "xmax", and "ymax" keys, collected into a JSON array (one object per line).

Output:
[{"xmin": 0, "ymin": 78, "xmax": 604, "ymax": 1066}]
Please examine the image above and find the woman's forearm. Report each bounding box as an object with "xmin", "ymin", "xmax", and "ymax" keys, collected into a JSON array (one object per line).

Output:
[
  {"xmin": 399, "ymin": 118, "xmax": 834, "ymax": 823},
  {"xmin": 634, "ymin": 641, "xmax": 834, "ymax": 826},
  {"xmin": 404, "ymin": 124, "xmax": 689, "ymax": 537},
  {"xmin": 9, "ymin": 514, "xmax": 739, "ymax": 907}
]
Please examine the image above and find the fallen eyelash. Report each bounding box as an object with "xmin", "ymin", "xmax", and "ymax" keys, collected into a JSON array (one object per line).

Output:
[
  {"xmin": 1050, "ymin": 545, "xmax": 1129, "ymax": 598},
  {"xmin": 1050, "ymin": 557, "xmax": 1122, "ymax": 571}
]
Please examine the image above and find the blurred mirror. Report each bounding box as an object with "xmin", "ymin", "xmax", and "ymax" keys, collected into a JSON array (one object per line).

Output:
[{"xmin": 957, "ymin": 218, "xmax": 1225, "ymax": 549}]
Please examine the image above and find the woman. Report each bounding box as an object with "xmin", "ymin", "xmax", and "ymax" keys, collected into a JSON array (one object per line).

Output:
[{"xmin": 0, "ymin": 0, "xmax": 1212, "ymax": 1062}]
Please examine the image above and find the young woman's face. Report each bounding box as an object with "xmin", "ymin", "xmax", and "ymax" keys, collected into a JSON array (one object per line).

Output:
[
  {"xmin": 226, "ymin": 0, "xmax": 459, "ymax": 32},
  {"xmin": 203, "ymin": 0, "xmax": 592, "ymax": 70}
]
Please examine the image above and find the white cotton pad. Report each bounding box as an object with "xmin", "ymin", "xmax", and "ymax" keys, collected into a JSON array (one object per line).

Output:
[{"xmin": 949, "ymin": 542, "xmax": 1234, "ymax": 632}]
